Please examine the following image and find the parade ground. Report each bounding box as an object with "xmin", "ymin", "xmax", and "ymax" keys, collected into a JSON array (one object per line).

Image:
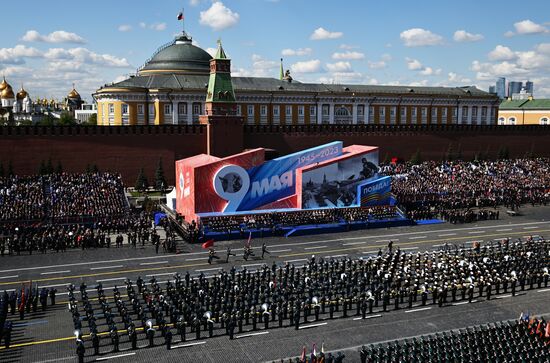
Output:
[{"xmin": 1, "ymin": 205, "xmax": 549, "ymax": 363}]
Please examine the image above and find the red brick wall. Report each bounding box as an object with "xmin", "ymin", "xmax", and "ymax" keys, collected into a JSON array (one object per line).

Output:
[
  {"xmin": 0, "ymin": 125, "xmax": 207, "ymax": 185},
  {"xmin": 1, "ymin": 124, "xmax": 549, "ymax": 187}
]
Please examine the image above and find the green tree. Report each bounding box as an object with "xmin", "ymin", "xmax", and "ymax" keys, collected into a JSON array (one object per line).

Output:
[
  {"xmin": 409, "ymin": 149, "xmax": 422, "ymax": 165},
  {"xmin": 58, "ymin": 112, "xmax": 76, "ymax": 126},
  {"xmin": 46, "ymin": 158, "xmax": 54, "ymax": 174},
  {"xmin": 85, "ymin": 114, "xmax": 97, "ymax": 125},
  {"xmin": 135, "ymin": 167, "xmax": 149, "ymax": 192},
  {"xmin": 38, "ymin": 160, "xmax": 47, "ymax": 175},
  {"xmin": 38, "ymin": 114, "xmax": 56, "ymax": 126},
  {"xmin": 55, "ymin": 161, "xmax": 63, "ymax": 174},
  {"xmin": 155, "ymin": 157, "xmax": 167, "ymax": 190},
  {"xmin": 7, "ymin": 161, "xmax": 14, "ymax": 177}
]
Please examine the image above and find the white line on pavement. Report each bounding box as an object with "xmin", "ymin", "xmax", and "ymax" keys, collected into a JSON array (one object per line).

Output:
[
  {"xmin": 96, "ymin": 277, "xmax": 127, "ymax": 283},
  {"xmin": 352, "ymin": 314, "xmax": 382, "ymax": 321},
  {"xmin": 468, "ymin": 231, "xmax": 486, "ymax": 234},
  {"xmin": 537, "ymin": 288, "xmax": 550, "ymax": 293},
  {"xmin": 362, "ymin": 251, "xmax": 378, "ymax": 254},
  {"xmin": 405, "ymin": 307, "xmax": 432, "ymax": 313},
  {"xmin": 145, "ymin": 273, "xmax": 175, "ymax": 277},
  {"xmin": 496, "ymin": 229, "xmax": 513, "ymax": 232},
  {"xmin": 32, "ymin": 356, "xmax": 75, "ymax": 363},
  {"xmin": 140, "ymin": 261, "xmax": 169, "ymax": 266},
  {"xmin": 401, "ymin": 247, "xmax": 419, "ymax": 250},
  {"xmin": 409, "ymin": 236, "xmax": 426, "ymax": 240},
  {"xmin": 171, "ymin": 341, "xmax": 206, "ymax": 349},
  {"xmin": 185, "ymin": 257, "xmax": 206, "ymax": 261},
  {"xmin": 329, "ymin": 254, "xmax": 348, "ymax": 259},
  {"xmin": 241, "ymin": 263, "xmax": 264, "ymax": 268},
  {"xmin": 523, "ymin": 226, "xmax": 540, "ymax": 229},
  {"xmin": 299, "ymin": 322, "xmax": 328, "ymax": 330},
  {"xmin": 235, "ymin": 331, "xmax": 269, "ymax": 339},
  {"xmin": 40, "ymin": 270, "xmax": 71, "ymax": 275},
  {"xmin": 96, "ymin": 352, "xmax": 136, "ymax": 361},
  {"xmin": 270, "ymin": 249, "xmax": 292, "ymax": 253},
  {"xmin": 438, "ymin": 233, "xmax": 456, "ymax": 237},
  {"xmin": 37, "ymin": 283, "xmax": 70, "ymax": 289},
  {"xmin": 90, "ymin": 265, "xmax": 124, "ymax": 271},
  {"xmin": 196, "ymin": 267, "xmax": 223, "ymax": 272},
  {"xmin": 304, "ymin": 246, "xmax": 328, "ymax": 250},
  {"xmin": 496, "ymin": 294, "xmax": 512, "ymax": 299},
  {"xmin": 286, "ymin": 259, "xmax": 308, "ymax": 263},
  {"xmin": 0, "ymin": 275, "xmax": 19, "ymax": 279},
  {"xmin": 343, "ymin": 241, "xmax": 367, "ymax": 246}
]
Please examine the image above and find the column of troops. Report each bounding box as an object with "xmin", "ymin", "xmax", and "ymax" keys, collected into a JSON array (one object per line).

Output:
[{"xmin": 67, "ymin": 237, "xmax": 549, "ymax": 360}]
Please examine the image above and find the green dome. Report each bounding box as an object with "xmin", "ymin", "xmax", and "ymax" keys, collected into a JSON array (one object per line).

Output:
[{"xmin": 139, "ymin": 33, "xmax": 212, "ymax": 75}]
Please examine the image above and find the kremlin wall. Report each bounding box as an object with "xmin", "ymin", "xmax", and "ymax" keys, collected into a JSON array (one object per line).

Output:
[{"xmin": 1, "ymin": 123, "xmax": 549, "ymax": 185}]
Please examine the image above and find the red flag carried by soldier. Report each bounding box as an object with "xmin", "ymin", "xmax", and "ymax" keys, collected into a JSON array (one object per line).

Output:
[{"xmin": 202, "ymin": 239, "xmax": 214, "ymax": 249}]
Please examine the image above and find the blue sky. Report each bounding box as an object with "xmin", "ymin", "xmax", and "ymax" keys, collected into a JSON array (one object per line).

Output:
[{"xmin": 1, "ymin": 0, "xmax": 550, "ymax": 101}]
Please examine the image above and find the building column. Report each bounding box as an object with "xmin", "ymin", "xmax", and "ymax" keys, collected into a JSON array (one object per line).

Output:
[
  {"xmin": 365, "ymin": 102, "xmax": 370, "ymax": 124},
  {"xmin": 317, "ymin": 103, "xmax": 322, "ymax": 124},
  {"xmin": 172, "ymin": 101, "xmax": 178, "ymax": 124},
  {"xmin": 329, "ymin": 103, "xmax": 335, "ymax": 124},
  {"xmin": 352, "ymin": 103, "xmax": 358, "ymax": 124},
  {"xmin": 457, "ymin": 104, "xmax": 463, "ymax": 124},
  {"xmin": 187, "ymin": 101, "xmax": 193, "ymax": 124},
  {"xmin": 477, "ymin": 106, "xmax": 482, "ymax": 125}
]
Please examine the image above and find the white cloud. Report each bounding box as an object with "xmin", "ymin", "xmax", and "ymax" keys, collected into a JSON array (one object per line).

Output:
[
  {"xmin": 118, "ymin": 25, "xmax": 132, "ymax": 32},
  {"xmin": 504, "ymin": 31, "xmax": 515, "ymax": 38},
  {"xmin": 405, "ymin": 57, "xmax": 423, "ymax": 70},
  {"xmin": 44, "ymin": 47, "xmax": 131, "ymax": 68},
  {"xmin": 0, "ymin": 66, "xmax": 33, "ymax": 76},
  {"xmin": 339, "ymin": 44, "xmax": 358, "ymax": 50},
  {"xmin": 326, "ymin": 61, "xmax": 352, "ymax": 72},
  {"xmin": 400, "ymin": 28, "xmax": 444, "ymax": 47},
  {"xmin": 368, "ymin": 61, "xmax": 386, "ymax": 69},
  {"xmin": 189, "ymin": 0, "xmax": 203, "ymax": 5},
  {"xmin": 281, "ymin": 48, "xmax": 312, "ymax": 56},
  {"xmin": 21, "ymin": 30, "xmax": 85, "ymax": 44},
  {"xmin": 151, "ymin": 23, "xmax": 167, "ymax": 31},
  {"xmin": 488, "ymin": 45, "xmax": 516, "ymax": 61},
  {"xmin": 381, "ymin": 54, "xmax": 392, "ymax": 61},
  {"xmin": 318, "ymin": 72, "xmax": 364, "ymax": 84},
  {"xmin": 331, "ymin": 51, "xmax": 365, "ymax": 60},
  {"xmin": 206, "ymin": 47, "xmax": 217, "ymax": 57},
  {"xmin": 471, "ymin": 60, "xmax": 529, "ymax": 81},
  {"xmin": 448, "ymin": 72, "xmax": 471, "ymax": 84},
  {"xmin": 514, "ymin": 19, "xmax": 548, "ymax": 35},
  {"xmin": 199, "ymin": 2, "xmax": 240, "ymax": 31},
  {"xmin": 453, "ymin": 30, "xmax": 484, "ymax": 42},
  {"xmin": 112, "ymin": 75, "xmax": 128, "ymax": 83},
  {"xmin": 0, "ymin": 45, "xmax": 42, "ymax": 64},
  {"xmin": 291, "ymin": 59, "xmax": 321, "ymax": 73},
  {"xmin": 139, "ymin": 22, "xmax": 147, "ymax": 29},
  {"xmin": 420, "ymin": 67, "xmax": 442, "ymax": 76},
  {"xmin": 310, "ymin": 27, "xmax": 343, "ymax": 40}
]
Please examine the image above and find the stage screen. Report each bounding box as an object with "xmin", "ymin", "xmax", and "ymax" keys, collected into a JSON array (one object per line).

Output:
[
  {"xmin": 301, "ymin": 151, "xmax": 379, "ymax": 209},
  {"xmin": 358, "ymin": 176, "xmax": 392, "ymax": 206}
]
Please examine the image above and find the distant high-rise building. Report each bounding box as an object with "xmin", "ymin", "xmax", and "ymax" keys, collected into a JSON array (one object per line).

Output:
[
  {"xmin": 508, "ymin": 81, "xmax": 522, "ymax": 97},
  {"xmin": 525, "ymin": 81, "xmax": 534, "ymax": 94},
  {"xmin": 496, "ymin": 77, "xmax": 506, "ymax": 99},
  {"xmin": 489, "ymin": 85, "xmax": 496, "ymax": 94}
]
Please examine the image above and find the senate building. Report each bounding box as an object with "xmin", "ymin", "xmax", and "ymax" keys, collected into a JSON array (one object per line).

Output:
[{"xmin": 94, "ymin": 31, "xmax": 500, "ymax": 127}]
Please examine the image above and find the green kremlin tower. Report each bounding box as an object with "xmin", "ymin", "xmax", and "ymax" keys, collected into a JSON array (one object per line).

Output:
[{"xmin": 200, "ymin": 40, "xmax": 244, "ymax": 156}]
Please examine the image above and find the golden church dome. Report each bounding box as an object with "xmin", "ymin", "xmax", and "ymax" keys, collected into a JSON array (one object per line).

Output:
[
  {"xmin": 0, "ymin": 77, "xmax": 8, "ymax": 92},
  {"xmin": 16, "ymin": 86, "xmax": 28, "ymax": 100},
  {"xmin": 1, "ymin": 85, "xmax": 15, "ymax": 99},
  {"xmin": 68, "ymin": 87, "xmax": 81, "ymax": 99}
]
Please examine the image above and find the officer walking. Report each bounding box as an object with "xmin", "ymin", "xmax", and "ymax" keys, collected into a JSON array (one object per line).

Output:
[{"xmin": 261, "ymin": 243, "xmax": 270, "ymax": 259}]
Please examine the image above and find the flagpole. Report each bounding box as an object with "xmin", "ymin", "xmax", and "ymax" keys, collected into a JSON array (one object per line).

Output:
[{"xmin": 182, "ymin": 7, "xmax": 185, "ymax": 34}]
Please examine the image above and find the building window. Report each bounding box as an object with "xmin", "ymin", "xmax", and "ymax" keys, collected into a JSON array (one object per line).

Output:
[
  {"xmin": 400, "ymin": 107, "xmax": 406, "ymax": 118},
  {"xmin": 148, "ymin": 104, "xmax": 155, "ymax": 117},
  {"xmin": 164, "ymin": 104, "xmax": 171, "ymax": 115},
  {"xmin": 462, "ymin": 106, "xmax": 469, "ymax": 122},
  {"xmin": 540, "ymin": 117, "xmax": 549, "ymax": 125},
  {"xmin": 379, "ymin": 107, "xmax": 385, "ymax": 117},
  {"xmin": 481, "ymin": 106, "xmax": 487, "ymax": 117},
  {"xmin": 471, "ymin": 106, "xmax": 478, "ymax": 117},
  {"xmin": 138, "ymin": 104, "xmax": 144, "ymax": 115},
  {"xmin": 298, "ymin": 105, "xmax": 304, "ymax": 116},
  {"xmin": 411, "ymin": 107, "xmax": 417, "ymax": 117},
  {"xmin": 357, "ymin": 105, "xmax": 364, "ymax": 117},
  {"xmin": 122, "ymin": 104, "xmax": 129, "ymax": 115},
  {"xmin": 498, "ymin": 117, "xmax": 506, "ymax": 125},
  {"xmin": 322, "ymin": 105, "xmax": 330, "ymax": 116},
  {"xmin": 247, "ymin": 105, "xmax": 254, "ymax": 116},
  {"xmin": 452, "ymin": 108, "xmax": 457, "ymax": 117},
  {"xmin": 178, "ymin": 103, "xmax": 187, "ymax": 115},
  {"xmin": 193, "ymin": 104, "xmax": 201, "ymax": 115},
  {"xmin": 286, "ymin": 105, "xmax": 292, "ymax": 117},
  {"xmin": 310, "ymin": 105, "xmax": 316, "ymax": 116},
  {"xmin": 108, "ymin": 104, "xmax": 114, "ymax": 114},
  {"xmin": 431, "ymin": 107, "xmax": 437, "ymax": 118},
  {"xmin": 273, "ymin": 105, "xmax": 280, "ymax": 117},
  {"xmin": 442, "ymin": 108, "xmax": 448, "ymax": 118},
  {"xmin": 260, "ymin": 105, "xmax": 267, "ymax": 116},
  {"xmin": 368, "ymin": 106, "xmax": 374, "ymax": 118},
  {"xmin": 508, "ymin": 117, "xmax": 516, "ymax": 125},
  {"xmin": 421, "ymin": 107, "xmax": 427, "ymax": 117},
  {"xmin": 102, "ymin": 103, "xmax": 106, "ymax": 122}
]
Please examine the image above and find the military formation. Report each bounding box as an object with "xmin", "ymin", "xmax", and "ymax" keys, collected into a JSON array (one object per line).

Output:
[
  {"xmin": 65, "ymin": 236, "xmax": 549, "ymax": 360},
  {"xmin": 357, "ymin": 316, "xmax": 549, "ymax": 362}
]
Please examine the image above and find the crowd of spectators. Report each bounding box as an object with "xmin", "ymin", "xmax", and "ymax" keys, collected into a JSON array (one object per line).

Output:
[
  {"xmin": 382, "ymin": 158, "xmax": 550, "ymax": 221},
  {"xmin": 0, "ymin": 172, "xmax": 127, "ymax": 223},
  {"xmin": 201, "ymin": 206, "xmax": 399, "ymax": 235},
  {"xmin": 50, "ymin": 173, "xmax": 126, "ymax": 219}
]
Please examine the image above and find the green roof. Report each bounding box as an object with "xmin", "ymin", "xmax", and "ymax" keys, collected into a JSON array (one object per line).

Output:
[{"xmin": 500, "ymin": 98, "xmax": 550, "ymax": 110}]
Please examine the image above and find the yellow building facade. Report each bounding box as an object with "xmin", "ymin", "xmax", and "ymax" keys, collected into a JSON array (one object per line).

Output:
[
  {"xmin": 498, "ymin": 98, "xmax": 550, "ymax": 125},
  {"xmin": 94, "ymin": 32, "xmax": 499, "ymax": 126}
]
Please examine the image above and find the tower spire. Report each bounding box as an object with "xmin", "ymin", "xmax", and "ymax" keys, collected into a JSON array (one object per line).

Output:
[{"xmin": 279, "ymin": 58, "xmax": 284, "ymax": 81}]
